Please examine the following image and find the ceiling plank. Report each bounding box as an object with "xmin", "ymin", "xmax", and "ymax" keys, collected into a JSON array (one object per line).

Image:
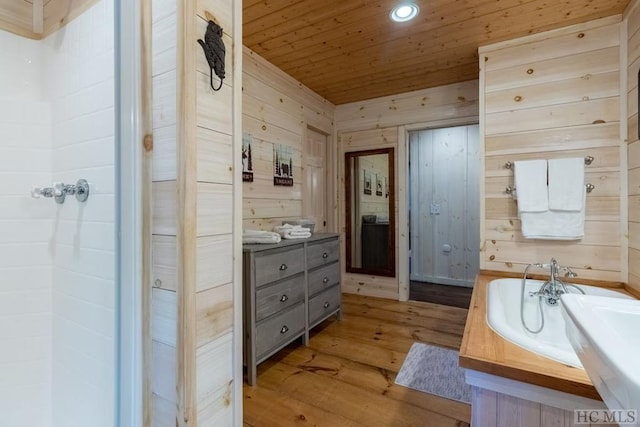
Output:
[
  {"xmin": 263, "ymin": 0, "xmax": 624, "ymax": 67},
  {"xmin": 0, "ymin": 0, "xmax": 36, "ymax": 37},
  {"xmin": 244, "ymin": 0, "xmax": 309, "ymax": 27},
  {"xmin": 271, "ymin": 4, "xmax": 625, "ymax": 93},
  {"xmin": 33, "ymin": 0, "xmax": 43, "ymax": 34},
  {"xmin": 244, "ymin": 0, "xmax": 369, "ymax": 44},
  {"xmin": 252, "ymin": 0, "xmax": 533, "ymax": 56},
  {"xmin": 243, "ymin": 0, "xmax": 630, "ymax": 103}
]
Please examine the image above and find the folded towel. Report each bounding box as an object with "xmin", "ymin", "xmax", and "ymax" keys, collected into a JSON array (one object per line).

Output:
[
  {"xmin": 242, "ymin": 230, "xmax": 281, "ymax": 244},
  {"xmin": 548, "ymin": 158, "xmax": 584, "ymax": 211},
  {"xmin": 514, "ymin": 160, "xmax": 548, "ymax": 212},
  {"xmin": 274, "ymin": 224, "xmax": 311, "ymax": 239},
  {"xmin": 520, "ymin": 189, "xmax": 586, "ymax": 240}
]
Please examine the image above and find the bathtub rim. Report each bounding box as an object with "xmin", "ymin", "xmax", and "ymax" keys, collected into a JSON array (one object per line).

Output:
[
  {"xmin": 459, "ymin": 272, "xmax": 635, "ymax": 401},
  {"xmin": 486, "ymin": 277, "xmax": 632, "ymax": 370}
]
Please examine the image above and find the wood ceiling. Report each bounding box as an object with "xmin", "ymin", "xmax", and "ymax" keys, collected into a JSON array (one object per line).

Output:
[{"xmin": 244, "ymin": 0, "xmax": 630, "ymax": 105}]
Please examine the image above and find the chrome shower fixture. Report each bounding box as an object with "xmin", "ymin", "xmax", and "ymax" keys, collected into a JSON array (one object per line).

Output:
[{"xmin": 31, "ymin": 179, "xmax": 90, "ymax": 204}]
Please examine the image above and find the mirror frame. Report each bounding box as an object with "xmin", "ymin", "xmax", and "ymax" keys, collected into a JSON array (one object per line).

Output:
[{"xmin": 344, "ymin": 147, "xmax": 396, "ymax": 277}]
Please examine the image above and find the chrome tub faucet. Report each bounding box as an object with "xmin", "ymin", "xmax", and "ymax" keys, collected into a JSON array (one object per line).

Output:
[{"xmin": 530, "ymin": 258, "xmax": 580, "ymax": 306}]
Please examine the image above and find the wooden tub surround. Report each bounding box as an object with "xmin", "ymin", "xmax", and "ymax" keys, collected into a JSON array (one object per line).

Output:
[
  {"xmin": 460, "ymin": 273, "xmax": 599, "ymax": 399},
  {"xmin": 460, "ymin": 272, "xmax": 637, "ymax": 425}
]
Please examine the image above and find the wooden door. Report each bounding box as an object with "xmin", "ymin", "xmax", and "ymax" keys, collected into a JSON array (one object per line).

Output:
[
  {"xmin": 304, "ymin": 127, "xmax": 327, "ymax": 232},
  {"xmin": 409, "ymin": 125, "xmax": 480, "ymax": 286}
]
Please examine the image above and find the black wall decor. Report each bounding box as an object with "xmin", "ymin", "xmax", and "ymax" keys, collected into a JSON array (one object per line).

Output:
[{"xmin": 197, "ymin": 20, "xmax": 226, "ymax": 91}]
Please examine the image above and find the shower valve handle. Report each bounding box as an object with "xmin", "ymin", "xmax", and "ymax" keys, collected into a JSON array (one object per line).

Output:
[
  {"xmin": 31, "ymin": 186, "xmax": 55, "ymax": 199},
  {"xmin": 31, "ymin": 186, "xmax": 43, "ymax": 198},
  {"xmin": 30, "ymin": 179, "xmax": 90, "ymax": 204},
  {"xmin": 53, "ymin": 182, "xmax": 64, "ymax": 197}
]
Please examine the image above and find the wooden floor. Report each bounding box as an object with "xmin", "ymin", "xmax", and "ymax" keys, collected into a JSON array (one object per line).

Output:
[
  {"xmin": 243, "ymin": 293, "xmax": 471, "ymax": 427},
  {"xmin": 409, "ymin": 281, "xmax": 473, "ymax": 309}
]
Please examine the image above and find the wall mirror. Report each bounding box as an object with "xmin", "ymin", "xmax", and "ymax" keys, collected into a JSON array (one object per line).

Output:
[{"xmin": 345, "ymin": 148, "xmax": 396, "ymax": 277}]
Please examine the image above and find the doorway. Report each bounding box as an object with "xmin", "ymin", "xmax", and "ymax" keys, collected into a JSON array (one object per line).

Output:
[
  {"xmin": 408, "ymin": 125, "xmax": 480, "ymax": 302},
  {"xmin": 303, "ymin": 127, "xmax": 328, "ymax": 232}
]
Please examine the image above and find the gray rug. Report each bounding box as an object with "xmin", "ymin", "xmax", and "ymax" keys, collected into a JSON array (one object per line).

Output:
[{"xmin": 395, "ymin": 342, "xmax": 471, "ymax": 404}]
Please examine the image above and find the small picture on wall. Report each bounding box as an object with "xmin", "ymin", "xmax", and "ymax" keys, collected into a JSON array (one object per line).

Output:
[
  {"xmin": 363, "ymin": 169, "xmax": 372, "ymax": 195},
  {"xmin": 273, "ymin": 144, "xmax": 294, "ymax": 186},
  {"xmin": 376, "ymin": 174, "xmax": 383, "ymax": 197},
  {"xmin": 242, "ymin": 133, "xmax": 254, "ymax": 182}
]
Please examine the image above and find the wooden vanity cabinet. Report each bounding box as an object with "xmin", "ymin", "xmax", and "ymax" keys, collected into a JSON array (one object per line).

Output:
[{"xmin": 242, "ymin": 233, "xmax": 341, "ymax": 385}]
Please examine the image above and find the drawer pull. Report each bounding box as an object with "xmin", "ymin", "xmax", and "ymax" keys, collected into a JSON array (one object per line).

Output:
[
  {"xmin": 280, "ymin": 325, "xmax": 289, "ymax": 334},
  {"xmin": 322, "ymin": 252, "xmax": 328, "ymax": 259},
  {"xmin": 323, "ymin": 302, "xmax": 330, "ymax": 309},
  {"xmin": 322, "ymin": 276, "xmax": 329, "ymax": 284},
  {"xmin": 279, "ymin": 263, "xmax": 288, "ymax": 271},
  {"xmin": 280, "ymin": 294, "xmax": 288, "ymax": 302}
]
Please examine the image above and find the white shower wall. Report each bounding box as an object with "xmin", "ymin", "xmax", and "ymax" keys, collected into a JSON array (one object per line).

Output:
[
  {"xmin": 44, "ymin": 1, "xmax": 116, "ymax": 425},
  {"xmin": 0, "ymin": 30, "xmax": 53, "ymax": 427},
  {"xmin": 0, "ymin": 1, "xmax": 115, "ymax": 425}
]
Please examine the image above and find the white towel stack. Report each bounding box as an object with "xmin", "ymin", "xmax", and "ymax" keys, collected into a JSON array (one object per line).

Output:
[
  {"xmin": 243, "ymin": 229, "xmax": 281, "ymax": 244},
  {"xmin": 515, "ymin": 158, "xmax": 585, "ymax": 240},
  {"xmin": 274, "ymin": 223, "xmax": 312, "ymax": 239}
]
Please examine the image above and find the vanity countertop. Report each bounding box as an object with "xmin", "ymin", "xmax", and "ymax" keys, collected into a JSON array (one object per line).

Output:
[
  {"xmin": 459, "ymin": 272, "xmax": 622, "ymax": 400},
  {"xmin": 242, "ymin": 232, "xmax": 339, "ymax": 253}
]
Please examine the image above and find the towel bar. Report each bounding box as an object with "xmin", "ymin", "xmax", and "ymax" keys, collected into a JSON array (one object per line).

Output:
[
  {"xmin": 504, "ymin": 156, "xmax": 594, "ymax": 170},
  {"xmin": 506, "ymin": 183, "xmax": 595, "ymax": 194}
]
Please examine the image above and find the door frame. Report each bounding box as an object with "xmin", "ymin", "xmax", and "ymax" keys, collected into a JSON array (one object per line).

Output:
[
  {"xmin": 116, "ymin": 0, "xmax": 143, "ymax": 424},
  {"xmin": 303, "ymin": 125, "xmax": 333, "ymax": 232},
  {"xmin": 398, "ymin": 118, "xmax": 479, "ymax": 302}
]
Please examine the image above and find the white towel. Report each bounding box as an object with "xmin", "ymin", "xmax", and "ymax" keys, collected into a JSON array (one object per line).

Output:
[
  {"xmin": 243, "ymin": 230, "xmax": 281, "ymax": 244},
  {"xmin": 548, "ymin": 158, "xmax": 584, "ymax": 211},
  {"xmin": 273, "ymin": 224, "xmax": 311, "ymax": 239},
  {"xmin": 514, "ymin": 160, "xmax": 548, "ymax": 212},
  {"xmin": 520, "ymin": 189, "xmax": 586, "ymax": 240}
]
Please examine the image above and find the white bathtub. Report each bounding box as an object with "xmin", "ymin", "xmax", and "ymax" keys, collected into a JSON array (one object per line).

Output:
[{"xmin": 486, "ymin": 278, "xmax": 632, "ymax": 368}]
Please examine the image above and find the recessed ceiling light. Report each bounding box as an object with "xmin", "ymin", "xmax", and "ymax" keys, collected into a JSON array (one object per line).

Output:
[{"xmin": 390, "ymin": 3, "xmax": 419, "ymax": 22}]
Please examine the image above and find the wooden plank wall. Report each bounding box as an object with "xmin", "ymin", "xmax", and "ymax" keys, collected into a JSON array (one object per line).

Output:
[
  {"xmin": 339, "ymin": 127, "xmax": 401, "ymax": 299},
  {"xmin": 627, "ymin": 0, "xmax": 640, "ymax": 293},
  {"xmin": 0, "ymin": 0, "xmax": 98, "ymax": 39},
  {"xmin": 150, "ymin": 0, "xmax": 178, "ymax": 422},
  {"xmin": 150, "ymin": 0, "xmax": 241, "ymax": 425},
  {"xmin": 471, "ymin": 387, "xmax": 611, "ymax": 427},
  {"xmin": 480, "ymin": 16, "xmax": 626, "ymax": 282},
  {"xmin": 242, "ymin": 47, "xmax": 335, "ymax": 232},
  {"xmin": 335, "ymin": 81, "xmax": 479, "ymax": 300}
]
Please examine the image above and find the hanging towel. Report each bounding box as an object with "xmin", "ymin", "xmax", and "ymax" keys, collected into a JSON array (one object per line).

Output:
[
  {"xmin": 548, "ymin": 158, "xmax": 584, "ymax": 211},
  {"xmin": 520, "ymin": 188, "xmax": 586, "ymax": 240},
  {"xmin": 514, "ymin": 160, "xmax": 548, "ymax": 212},
  {"xmin": 243, "ymin": 230, "xmax": 281, "ymax": 244}
]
